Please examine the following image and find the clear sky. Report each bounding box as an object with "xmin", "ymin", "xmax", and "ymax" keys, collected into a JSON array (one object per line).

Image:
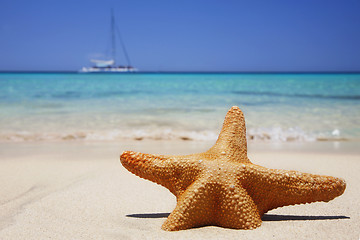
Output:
[{"xmin": 1, "ymin": 0, "xmax": 360, "ymax": 72}]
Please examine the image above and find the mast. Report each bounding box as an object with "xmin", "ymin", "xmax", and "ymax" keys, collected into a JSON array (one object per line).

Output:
[
  {"xmin": 116, "ymin": 25, "xmax": 132, "ymax": 67},
  {"xmin": 111, "ymin": 8, "xmax": 133, "ymax": 68},
  {"xmin": 111, "ymin": 9, "xmax": 116, "ymax": 66}
]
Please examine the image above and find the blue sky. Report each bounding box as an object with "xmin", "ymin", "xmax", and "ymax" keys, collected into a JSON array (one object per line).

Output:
[{"xmin": 1, "ymin": 0, "xmax": 360, "ymax": 72}]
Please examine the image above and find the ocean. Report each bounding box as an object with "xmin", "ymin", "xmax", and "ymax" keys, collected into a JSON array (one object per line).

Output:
[{"xmin": 0, "ymin": 73, "xmax": 359, "ymax": 142}]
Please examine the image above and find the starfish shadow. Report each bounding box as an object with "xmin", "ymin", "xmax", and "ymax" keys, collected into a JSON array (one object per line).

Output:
[
  {"xmin": 126, "ymin": 212, "xmax": 350, "ymax": 222},
  {"xmin": 262, "ymin": 214, "xmax": 350, "ymax": 221},
  {"xmin": 126, "ymin": 213, "xmax": 170, "ymax": 218}
]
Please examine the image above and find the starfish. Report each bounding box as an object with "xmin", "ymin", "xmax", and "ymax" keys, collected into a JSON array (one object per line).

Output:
[{"xmin": 120, "ymin": 106, "xmax": 346, "ymax": 231}]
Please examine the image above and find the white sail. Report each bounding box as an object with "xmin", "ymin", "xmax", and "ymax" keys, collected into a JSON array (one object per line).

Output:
[{"xmin": 90, "ymin": 59, "xmax": 114, "ymax": 68}]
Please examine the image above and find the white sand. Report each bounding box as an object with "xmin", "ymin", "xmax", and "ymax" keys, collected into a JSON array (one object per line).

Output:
[{"xmin": 0, "ymin": 141, "xmax": 359, "ymax": 240}]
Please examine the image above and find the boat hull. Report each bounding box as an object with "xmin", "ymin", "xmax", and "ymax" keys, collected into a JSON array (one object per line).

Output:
[{"xmin": 79, "ymin": 67, "xmax": 138, "ymax": 73}]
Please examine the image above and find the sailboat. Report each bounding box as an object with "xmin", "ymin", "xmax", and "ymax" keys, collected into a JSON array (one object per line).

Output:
[{"xmin": 80, "ymin": 10, "xmax": 138, "ymax": 73}]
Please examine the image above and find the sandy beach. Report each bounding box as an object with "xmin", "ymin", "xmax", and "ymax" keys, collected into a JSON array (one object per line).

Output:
[{"xmin": 0, "ymin": 140, "xmax": 359, "ymax": 240}]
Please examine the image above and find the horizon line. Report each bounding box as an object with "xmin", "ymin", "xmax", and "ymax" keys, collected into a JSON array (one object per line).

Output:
[{"xmin": 1, "ymin": 70, "xmax": 360, "ymax": 74}]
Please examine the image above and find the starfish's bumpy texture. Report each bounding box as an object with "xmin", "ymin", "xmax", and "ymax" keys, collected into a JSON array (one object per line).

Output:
[{"xmin": 120, "ymin": 106, "xmax": 346, "ymax": 231}]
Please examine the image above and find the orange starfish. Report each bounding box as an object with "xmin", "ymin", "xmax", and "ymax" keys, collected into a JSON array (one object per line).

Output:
[{"xmin": 120, "ymin": 106, "xmax": 346, "ymax": 231}]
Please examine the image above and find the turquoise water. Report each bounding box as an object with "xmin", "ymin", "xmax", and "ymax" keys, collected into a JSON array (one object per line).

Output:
[{"xmin": 0, "ymin": 73, "xmax": 359, "ymax": 142}]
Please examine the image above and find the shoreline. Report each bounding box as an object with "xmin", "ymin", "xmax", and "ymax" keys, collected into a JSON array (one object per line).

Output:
[
  {"xmin": 1, "ymin": 139, "xmax": 359, "ymax": 156},
  {"xmin": 0, "ymin": 140, "xmax": 359, "ymax": 239},
  {"xmin": 1, "ymin": 130, "xmax": 358, "ymax": 143}
]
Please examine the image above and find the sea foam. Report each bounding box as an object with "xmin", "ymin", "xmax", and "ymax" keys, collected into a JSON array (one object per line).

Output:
[{"xmin": 0, "ymin": 127, "xmax": 349, "ymax": 143}]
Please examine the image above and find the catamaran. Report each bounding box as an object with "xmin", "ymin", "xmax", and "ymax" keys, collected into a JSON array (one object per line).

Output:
[{"xmin": 80, "ymin": 10, "xmax": 138, "ymax": 73}]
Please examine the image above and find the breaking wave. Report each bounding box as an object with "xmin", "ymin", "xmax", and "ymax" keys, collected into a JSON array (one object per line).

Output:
[
  {"xmin": 0, "ymin": 127, "xmax": 349, "ymax": 143},
  {"xmin": 232, "ymin": 90, "xmax": 360, "ymax": 100}
]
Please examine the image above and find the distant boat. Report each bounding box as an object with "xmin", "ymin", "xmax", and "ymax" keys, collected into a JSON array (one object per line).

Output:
[{"xmin": 80, "ymin": 10, "xmax": 138, "ymax": 73}]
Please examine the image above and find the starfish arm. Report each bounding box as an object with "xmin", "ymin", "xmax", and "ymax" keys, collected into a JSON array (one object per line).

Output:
[
  {"xmin": 216, "ymin": 184, "xmax": 262, "ymax": 230},
  {"xmin": 207, "ymin": 106, "xmax": 250, "ymax": 163},
  {"xmin": 161, "ymin": 179, "xmax": 215, "ymax": 231},
  {"xmin": 242, "ymin": 165, "xmax": 346, "ymax": 215},
  {"xmin": 162, "ymin": 178, "xmax": 262, "ymax": 231},
  {"xmin": 120, "ymin": 151, "xmax": 201, "ymax": 196}
]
